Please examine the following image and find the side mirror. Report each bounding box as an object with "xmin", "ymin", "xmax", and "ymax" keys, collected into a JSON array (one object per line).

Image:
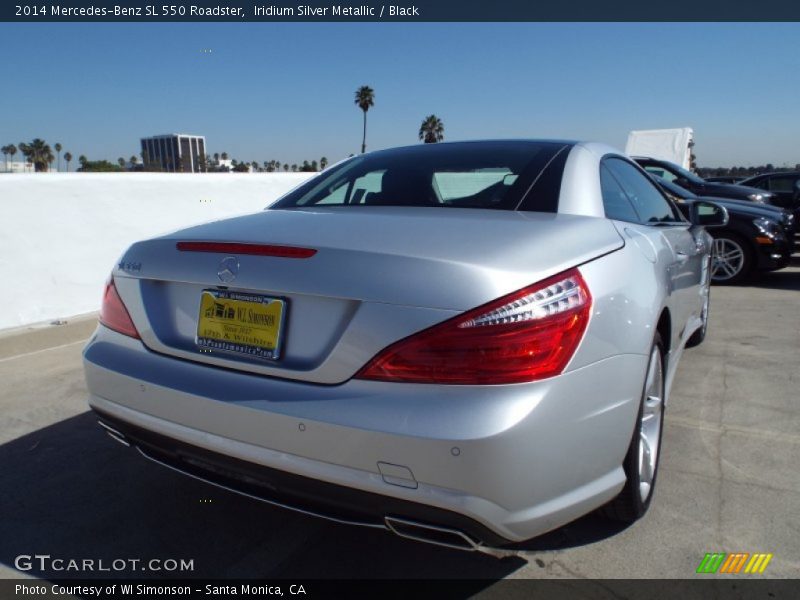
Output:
[{"xmin": 690, "ymin": 200, "xmax": 729, "ymax": 228}]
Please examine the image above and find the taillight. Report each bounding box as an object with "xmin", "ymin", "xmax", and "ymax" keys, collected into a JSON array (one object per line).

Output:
[
  {"xmin": 176, "ymin": 241, "xmax": 316, "ymax": 258},
  {"xmin": 99, "ymin": 278, "xmax": 140, "ymax": 339},
  {"xmin": 356, "ymin": 268, "xmax": 591, "ymax": 384}
]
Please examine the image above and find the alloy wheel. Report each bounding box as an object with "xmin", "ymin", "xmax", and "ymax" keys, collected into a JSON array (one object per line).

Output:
[{"xmin": 711, "ymin": 237, "xmax": 745, "ymax": 282}]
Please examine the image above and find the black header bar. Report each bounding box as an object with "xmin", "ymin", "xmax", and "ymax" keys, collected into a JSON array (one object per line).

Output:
[{"xmin": 4, "ymin": 0, "xmax": 800, "ymax": 22}]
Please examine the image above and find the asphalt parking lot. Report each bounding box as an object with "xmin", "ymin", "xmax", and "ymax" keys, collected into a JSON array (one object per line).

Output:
[{"xmin": 1, "ymin": 263, "xmax": 799, "ymax": 582}]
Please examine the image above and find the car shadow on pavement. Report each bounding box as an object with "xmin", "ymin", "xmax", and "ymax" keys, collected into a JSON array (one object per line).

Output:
[
  {"xmin": 0, "ymin": 412, "xmax": 521, "ymax": 584},
  {"xmin": 749, "ymin": 268, "xmax": 800, "ymax": 291},
  {"xmin": 0, "ymin": 412, "xmax": 628, "ymax": 583}
]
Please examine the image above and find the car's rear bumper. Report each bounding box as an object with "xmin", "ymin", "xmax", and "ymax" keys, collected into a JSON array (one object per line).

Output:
[{"xmin": 83, "ymin": 325, "xmax": 648, "ymax": 545}]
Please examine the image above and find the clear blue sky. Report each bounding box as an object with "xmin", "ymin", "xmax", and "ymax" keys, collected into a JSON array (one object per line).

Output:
[{"xmin": 2, "ymin": 22, "xmax": 799, "ymax": 167}]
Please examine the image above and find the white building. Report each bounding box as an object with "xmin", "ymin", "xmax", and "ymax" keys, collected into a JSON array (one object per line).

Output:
[{"xmin": 0, "ymin": 161, "xmax": 34, "ymax": 173}]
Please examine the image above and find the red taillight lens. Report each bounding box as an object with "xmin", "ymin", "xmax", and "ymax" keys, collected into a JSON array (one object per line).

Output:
[
  {"xmin": 99, "ymin": 279, "xmax": 140, "ymax": 339},
  {"xmin": 356, "ymin": 268, "xmax": 592, "ymax": 385}
]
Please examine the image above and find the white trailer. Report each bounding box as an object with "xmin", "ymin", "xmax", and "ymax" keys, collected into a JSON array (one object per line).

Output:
[{"xmin": 625, "ymin": 127, "xmax": 694, "ymax": 169}]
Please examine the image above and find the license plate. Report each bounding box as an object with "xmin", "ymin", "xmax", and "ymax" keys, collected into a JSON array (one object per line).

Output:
[{"xmin": 196, "ymin": 290, "xmax": 286, "ymax": 360}]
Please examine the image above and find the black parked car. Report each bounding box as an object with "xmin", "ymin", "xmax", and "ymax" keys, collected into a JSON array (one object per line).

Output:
[
  {"xmin": 652, "ymin": 175, "xmax": 793, "ymax": 283},
  {"xmin": 738, "ymin": 171, "xmax": 800, "ymax": 220},
  {"xmin": 634, "ymin": 157, "xmax": 777, "ymax": 205},
  {"xmin": 704, "ymin": 175, "xmax": 747, "ymax": 184}
]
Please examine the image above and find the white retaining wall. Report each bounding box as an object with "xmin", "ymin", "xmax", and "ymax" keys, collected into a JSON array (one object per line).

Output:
[{"xmin": 0, "ymin": 172, "xmax": 314, "ymax": 330}]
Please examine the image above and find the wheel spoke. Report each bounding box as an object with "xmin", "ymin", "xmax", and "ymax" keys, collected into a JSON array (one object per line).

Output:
[
  {"xmin": 639, "ymin": 432, "xmax": 654, "ymax": 483},
  {"xmin": 637, "ymin": 345, "xmax": 664, "ymax": 503}
]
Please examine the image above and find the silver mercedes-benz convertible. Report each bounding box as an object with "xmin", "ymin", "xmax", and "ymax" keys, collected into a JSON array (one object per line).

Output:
[{"xmin": 83, "ymin": 140, "xmax": 727, "ymax": 556}]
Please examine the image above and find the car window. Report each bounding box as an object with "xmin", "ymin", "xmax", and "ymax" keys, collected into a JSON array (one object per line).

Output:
[
  {"xmin": 315, "ymin": 170, "xmax": 385, "ymax": 204},
  {"xmin": 745, "ymin": 177, "xmax": 768, "ymax": 190},
  {"xmin": 600, "ymin": 165, "xmax": 639, "ymax": 222},
  {"xmin": 605, "ymin": 158, "xmax": 682, "ymax": 224},
  {"xmin": 273, "ymin": 142, "xmax": 567, "ymax": 212},
  {"xmin": 433, "ymin": 170, "xmax": 516, "ymax": 202},
  {"xmin": 767, "ymin": 176, "xmax": 797, "ymax": 193},
  {"xmin": 643, "ymin": 166, "xmax": 677, "ymax": 183}
]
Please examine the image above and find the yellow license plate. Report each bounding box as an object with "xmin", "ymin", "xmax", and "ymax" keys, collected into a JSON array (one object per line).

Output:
[{"xmin": 196, "ymin": 290, "xmax": 286, "ymax": 360}]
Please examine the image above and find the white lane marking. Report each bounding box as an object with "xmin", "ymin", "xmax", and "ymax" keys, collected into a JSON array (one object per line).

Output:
[{"xmin": 0, "ymin": 340, "xmax": 86, "ymax": 364}]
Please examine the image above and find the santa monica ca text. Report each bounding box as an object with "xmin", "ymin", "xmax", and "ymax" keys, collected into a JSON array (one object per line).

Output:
[{"xmin": 16, "ymin": 584, "xmax": 307, "ymax": 596}]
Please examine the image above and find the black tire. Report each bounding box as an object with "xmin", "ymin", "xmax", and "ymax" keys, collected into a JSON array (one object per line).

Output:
[
  {"xmin": 603, "ymin": 333, "xmax": 665, "ymax": 522},
  {"xmin": 710, "ymin": 232, "xmax": 754, "ymax": 285}
]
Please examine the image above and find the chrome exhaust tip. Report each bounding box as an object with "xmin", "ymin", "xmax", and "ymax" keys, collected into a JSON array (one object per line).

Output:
[
  {"xmin": 384, "ymin": 516, "xmax": 521, "ymax": 559},
  {"xmin": 97, "ymin": 420, "xmax": 130, "ymax": 447}
]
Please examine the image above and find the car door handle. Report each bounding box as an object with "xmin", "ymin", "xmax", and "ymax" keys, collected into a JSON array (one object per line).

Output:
[{"xmin": 676, "ymin": 251, "xmax": 690, "ymax": 263}]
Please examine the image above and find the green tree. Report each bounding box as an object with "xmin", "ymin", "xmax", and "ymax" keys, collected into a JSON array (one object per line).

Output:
[
  {"xmin": 130, "ymin": 155, "xmax": 138, "ymax": 169},
  {"xmin": 54, "ymin": 142, "xmax": 62, "ymax": 171},
  {"xmin": 291, "ymin": 164, "xmax": 298, "ymax": 172},
  {"xmin": 232, "ymin": 162, "xmax": 249, "ymax": 172},
  {"xmin": 63, "ymin": 152, "xmax": 72, "ymax": 172},
  {"xmin": 19, "ymin": 139, "xmax": 55, "ymax": 172},
  {"xmin": 221, "ymin": 152, "xmax": 228, "ymax": 160},
  {"xmin": 78, "ymin": 159, "xmax": 123, "ymax": 172},
  {"xmin": 354, "ymin": 85, "xmax": 375, "ymax": 154},
  {"xmin": 8, "ymin": 144, "xmax": 16, "ymax": 170},
  {"xmin": 118, "ymin": 157, "xmax": 126, "ymax": 169},
  {"xmin": 311, "ymin": 160, "xmax": 318, "ymax": 171},
  {"xmin": 78, "ymin": 154, "xmax": 87, "ymax": 167},
  {"xmin": 320, "ymin": 157, "xmax": 328, "ymax": 170},
  {"xmin": 283, "ymin": 163, "xmax": 289, "ymax": 172},
  {"xmin": 419, "ymin": 115, "xmax": 445, "ymax": 144},
  {"xmin": 213, "ymin": 152, "xmax": 220, "ymax": 163}
]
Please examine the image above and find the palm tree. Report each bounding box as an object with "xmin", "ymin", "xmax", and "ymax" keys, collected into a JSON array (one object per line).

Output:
[
  {"xmin": 8, "ymin": 144, "xmax": 17, "ymax": 170},
  {"xmin": 291, "ymin": 164, "xmax": 297, "ymax": 172},
  {"xmin": 1, "ymin": 145, "xmax": 8, "ymax": 171},
  {"xmin": 221, "ymin": 152, "xmax": 228, "ymax": 161},
  {"xmin": 18, "ymin": 143, "xmax": 28, "ymax": 171},
  {"xmin": 118, "ymin": 157, "xmax": 126, "ymax": 169},
  {"xmin": 20, "ymin": 139, "xmax": 55, "ymax": 172},
  {"xmin": 130, "ymin": 155, "xmax": 138, "ymax": 169},
  {"xmin": 419, "ymin": 115, "xmax": 445, "ymax": 144},
  {"xmin": 320, "ymin": 157, "xmax": 328, "ymax": 170},
  {"xmin": 354, "ymin": 85, "xmax": 374, "ymax": 154},
  {"xmin": 63, "ymin": 152, "xmax": 72, "ymax": 172},
  {"xmin": 54, "ymin": 142, "xmax": 62, "ymax": 171},
  {"xmin": 213, "ymin": 152, "xmax": 220, "ymax": 163},
  {"xmin": 283, "ymin": 163, "xmax": 289, "ymax": 172}
]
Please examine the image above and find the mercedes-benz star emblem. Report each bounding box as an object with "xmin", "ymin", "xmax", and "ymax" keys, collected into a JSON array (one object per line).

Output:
[{"xmin": 217, "ymin": 256, "xmax": 239, "ymax": 283}]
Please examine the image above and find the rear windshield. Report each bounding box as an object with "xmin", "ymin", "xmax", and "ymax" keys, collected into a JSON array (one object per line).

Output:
[{"xmin": 272, "ymin": 142, "xmax": 569, "ymax": 212}]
